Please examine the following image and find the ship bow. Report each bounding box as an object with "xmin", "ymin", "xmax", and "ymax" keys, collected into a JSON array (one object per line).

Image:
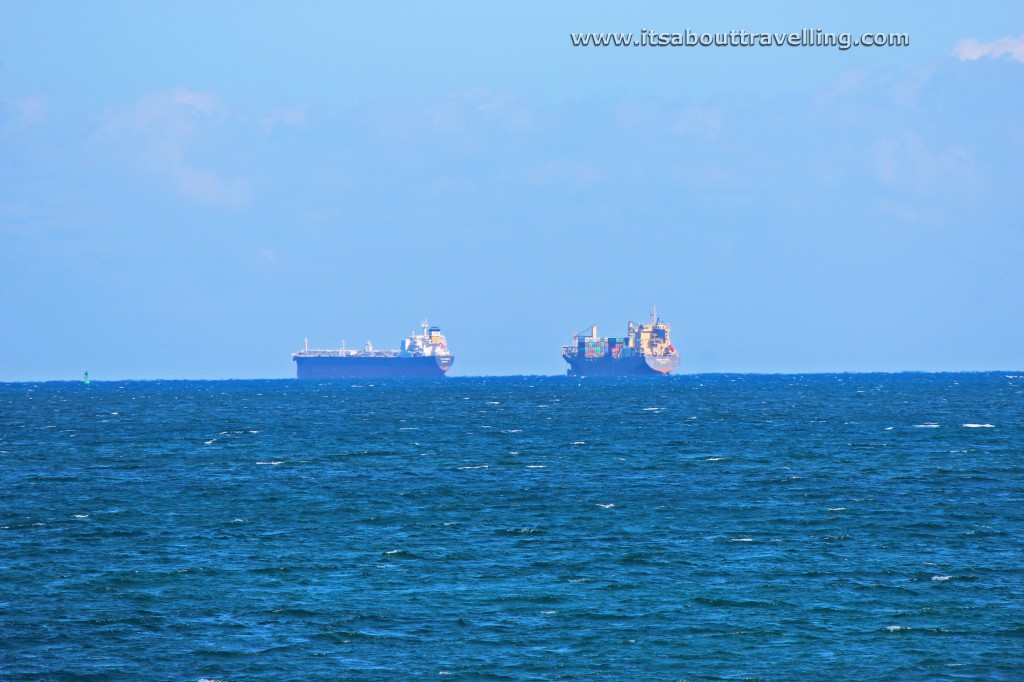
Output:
[{"xmin": 644, "ymin": 354, "xmax": 681, "ymax": 375}]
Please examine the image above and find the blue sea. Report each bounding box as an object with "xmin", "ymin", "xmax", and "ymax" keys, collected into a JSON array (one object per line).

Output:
[{"xmin": 1, "ymin": 373, "xmax": 1022, "ymax": 680}]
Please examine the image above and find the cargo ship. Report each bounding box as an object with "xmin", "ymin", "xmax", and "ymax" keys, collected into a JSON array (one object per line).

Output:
[
  {"xmin": 293, "ymin": 321, "xmax": 454, "ymax": 378},
  {"xmin": 562, "ymin": 307, "xmax": 681, "ymax": 376}
]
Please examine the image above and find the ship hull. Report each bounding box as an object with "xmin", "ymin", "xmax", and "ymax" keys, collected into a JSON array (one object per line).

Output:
[
  {"xmin": 563, "ymin": 353, "xmax": 680, "ymax": 377},
  {"xmin": 295, "ymin": 355, "xmax": 453, "ymax": 379}
]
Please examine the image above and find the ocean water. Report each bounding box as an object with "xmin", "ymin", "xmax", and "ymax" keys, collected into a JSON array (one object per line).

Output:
[{"xmin": 1, "ymin": 373, "xmax": 1022, "ymax": 680}]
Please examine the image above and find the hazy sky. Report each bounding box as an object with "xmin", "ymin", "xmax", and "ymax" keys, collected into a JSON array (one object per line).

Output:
[{"xmin": 2, "ymin": 2, "xmax": 1022, "ymax": 379}]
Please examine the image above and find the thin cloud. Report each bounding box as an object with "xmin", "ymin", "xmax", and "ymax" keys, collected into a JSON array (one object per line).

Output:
[
  {"xmin": 528, "ymin": 159, "xmax": 601, "ymax": 186},
  {"xmin": 952, "ymin": 33, "xmax": 1024, "ymax": 63},
  {"xmin": 100, "ymin": 87, "xmax": 221, "ymax": 141},
  {"xmin": 453, "ymin": 88, "xmax": 514, "ymax": 113},
  {"xmin": 372, "ymin": 89, "xmax": 536, "ymax": 140},
  {"xmin": 670, "ymin": 105, "xmax": 724, "ymax": 139},
  {"xmin": 258, "ymin": 247, "xmax": 281, "ymax": 268},
  {"xmin": 261, "ymin": 105, "xmax": 308, "ymax": 132},
  {"xmin": 614, "ymin": 101, "xmax": 724, "ymax": 139},
  {"xmin": 170, "ymin": 88, "xmax": 218, "ymax": 114},
  {"xmin": 98, "ymin": 88, "xmax": 249, "ymax": 206},
  {"xmin": 0, "ymin": 95, "xmax": 46, "ymax": 139},
  {"xmin": 866, "ymin": 133, "xmax": 980, "ymax": 197}
]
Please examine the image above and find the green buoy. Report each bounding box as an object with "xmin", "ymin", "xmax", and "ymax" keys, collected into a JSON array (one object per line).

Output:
[{"xmin": 84, "ymin": 370, "xmax": 90, "ymax": 385}]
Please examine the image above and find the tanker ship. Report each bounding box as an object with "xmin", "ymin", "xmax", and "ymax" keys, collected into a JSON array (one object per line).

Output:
[
  {"xmin": 562, "ymin": 307, "xmax": 681, "ymax": 376},
  {"xmin": 293, "ymin": 321, "xmax": 454, "ymax": 378}
]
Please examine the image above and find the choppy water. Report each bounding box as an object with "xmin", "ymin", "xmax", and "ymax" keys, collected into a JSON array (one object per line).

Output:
[{"xmin": 1, "ymin": 373, "xmax": 1022, "ymax": 680}]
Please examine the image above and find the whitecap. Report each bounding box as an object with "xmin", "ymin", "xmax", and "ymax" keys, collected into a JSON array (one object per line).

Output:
[
  {"xmin": 526, "ymin": 465, "xmax": 546, "ymax": 468},
  {"xmin": 884, "ymin": 426, "xmax": 894, "ymax": 431},
  {"xmin": 204, "ymin": 439, "xmax": 216, "ymax": 445},
  {"xmin": 931, "ymin": 575, "xmax": 952, "ymax": 581},
  {"xmin": 827, "ymin": 507, "xmax": 847, "ymax": 511},
  {"xmin": 914, "ymin": 423, "xmax": 940, "ymax": 428},
  {"xmin": 487, "ymin": 401, "xmax": 501, "ymax": 405},
  {"xmin": 642, "ymin": 407, "xmax": 662, "ymax": 412},
  {"xmin": 962, "ymin": 423, "xmax": 994, "ymax": 428},
  {"xmin": 885, "ymin": 625, "xmax": 908, "ymax": 631},
  {"xmin": 457, "ymin": 465, "xmax": 488, "ymax": 470},
  {"xmin": 572, "ymin": 441, "xmax": 586, "ymax": 445},
  {"xmin": 596, "ymin": 503, "xmax": 614, "ymax": 508},
  {"xmin": 73, "ymin": 514, "xmax": 89, "ymax": 518},
  {"xmin": 706, "ymin": 457, "xmax": 723, "ymax": 461},
  {"xmin": 730, "ymin": 537, "xmax": 754, "ymax": 542},
  {"xmin": 256, "ymin": 461, "xmax": 284, "ymax": 465},
  {"xmin": 385, "ymin": 549, "xmax": 402, "ymax": 555}
]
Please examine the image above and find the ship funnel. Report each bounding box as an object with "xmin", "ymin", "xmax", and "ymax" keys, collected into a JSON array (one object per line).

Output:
[{"xmin": 591, "ymin": 324, "xmax": 598, "ymax": 340}]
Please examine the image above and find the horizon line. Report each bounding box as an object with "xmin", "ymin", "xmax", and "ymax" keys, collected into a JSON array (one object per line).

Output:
[{"xmin": 2, "ymin": 369, "xmax": 1022, "ymax": 384}]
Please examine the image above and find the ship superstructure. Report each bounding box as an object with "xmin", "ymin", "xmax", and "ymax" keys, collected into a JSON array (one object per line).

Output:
[
  {"xmin": 293, "ymin": 321, "xmax": 454, "ymax": 378},
  {"xmin": 562, "ymin": 307, "xmax": 681, "ymax": 376}
]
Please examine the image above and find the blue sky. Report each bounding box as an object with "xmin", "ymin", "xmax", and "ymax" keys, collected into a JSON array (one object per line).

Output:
[{"xmin": 2, "ymin": 2, "xmax": 1022, "ymax": 379}]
